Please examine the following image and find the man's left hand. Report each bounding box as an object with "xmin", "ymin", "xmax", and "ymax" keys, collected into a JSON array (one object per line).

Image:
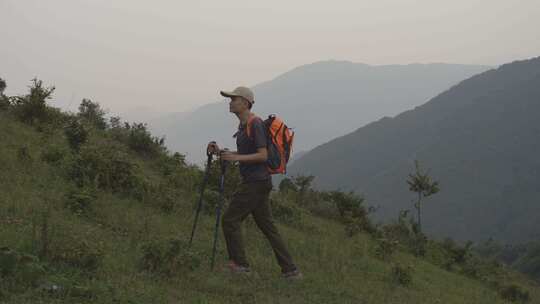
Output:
[{"xmin": 220, "ymin": 150, "xmax": 238, "ymax": 162}]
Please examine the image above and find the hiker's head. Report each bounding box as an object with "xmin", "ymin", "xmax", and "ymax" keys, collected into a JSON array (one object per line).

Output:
[
  {"xmin": 228, "ymin": 96, "xmax": 252, "ymax": 113},
  {"xmin": 220, "ymin": 86, "xmax": 254, "ymax": 114}
]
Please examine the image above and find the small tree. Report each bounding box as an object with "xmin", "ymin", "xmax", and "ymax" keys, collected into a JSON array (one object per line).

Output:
[
  {"xmin": 0, "ymin": 78, "xmax": 6, "ymax": 93},
  {"xmin": 406, "ymin": 160, "xmax": 439, "ymax": 233},
  {"xmin": 0, "ymin": 77, "xmax": 9, "ymax": 110},
  {"xmin": 292, "ymin": 174, "xmax": 315, "ymax": 205},
  {"xmin": 78, "ymin": 99, "xmax": 107, "ymax": 130},
  {"xmin": 65, "ymin": 118, "xmax": 89, "ymax": 151},
  {"xmin": 12, "ymin": 78, "xmax": 55, "ymax": 125}
]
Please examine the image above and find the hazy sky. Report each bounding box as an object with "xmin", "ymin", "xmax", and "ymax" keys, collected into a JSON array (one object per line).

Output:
[{"xmin": 1, "ymin": 0, "xmax": 539, "ymax": 119}]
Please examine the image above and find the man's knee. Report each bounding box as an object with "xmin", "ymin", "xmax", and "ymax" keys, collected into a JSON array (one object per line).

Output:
[{"xmin": 254, "ymin": 216, "xmax": 278, "ymax": 235}]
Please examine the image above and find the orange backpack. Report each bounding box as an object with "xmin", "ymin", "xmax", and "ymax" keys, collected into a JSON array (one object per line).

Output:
[{"xmin": 246, "ymin": 114, "xmax": 295, "ymax": 174}]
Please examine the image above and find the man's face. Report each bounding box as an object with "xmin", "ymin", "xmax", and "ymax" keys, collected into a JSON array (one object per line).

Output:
[{"xmin": 229, "ymin": 96, "xmax": 249, "ymax": 113}]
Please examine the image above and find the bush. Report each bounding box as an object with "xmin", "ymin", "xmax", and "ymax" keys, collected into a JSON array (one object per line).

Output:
[
  {"xmin": 146, "ymin": 182, "xmax": 184, "ymax": 214},
  {"xmin": 38, "ymin": 106, "xmax": 72, "ymax": 135},
  {"xmin": 278, "ymin": 177, "xmax": 298, "ymax": 193},
  {"xmin": 375, "ymin": 238, "xmax": 399, "ymax": 260},
  {"xmin": 0, "ymin": 78, "xmax": 9, "ymax": 110},
  {"xmin": 499, "ymin": 284, "xmax": 530, "ymax": 303},
  {"xmin": 64, "ymin": 118, "xmax": 89, "ymax": 151},
  {"xmin": 41, "ymin": 144, "xmax": 68, "ymax": 164},
  {"xmin": 440, "ymin": 238, "xmax": 473, "ymax": 268},
  {"xmin": 11, "ymin": 78, "xmax": 55, "ymax": 125},
  {"xmin": 380, "ymin": 210, "xmax": 425, "ymax": 256},
  {"xmin": 139, "ymin": 238, "xmax": 201, "ymax": 277},
  {"xmin": 0, "ymin": 95, "xmax": 10, "ymax": 111},
  {"xmin": 380, "ymin": 222, "xmax": 412, "ymax": 246},
  {"xmin": 391, "ymin": 263, "xmax": 413, "ymax": 286},
  {"xmin": 269, "ymin": 194, "xmax": 304, "ymax": 226},
  {"xmin": 78, "ymin": 99, "xmax": 107, "ymax": 130},
  {"xmin": 326, "ymin": 190, "xmax": 375, "ymax": 234},
  {"xmin": 159, "ymin": 152, "xmax": 187, "ymax": 177},
  {"xmin": 70, "ymin": 140, "xmax": 143, "ymax": 193},
  {"xmin": 49, "ymin": 234, "xmax": 104, "ymax": 273},
  {"xmin": 64, "ymin": 188, "xmax": 97, "ymax": 217},
  {"xmin": 343, "ymin": 211, "xmax": 375, "ymax": 237},
  {"xmin": 110, "ymin": 121, "xmax": 166, "ymax": 159},
  {"xmin": 291, "ymin": 175, "xmax": 315, "ymax": 206},
  {"xmin": 0, "ymin": 78, "xmax": 6, "ymax": 94},
  {"xmin": 304, "ymin": 191, "xmax": 341, "ymax": 220},
  {"xmin": 0, "ymin": 247, "xmax": 46, "ymax": 288}
]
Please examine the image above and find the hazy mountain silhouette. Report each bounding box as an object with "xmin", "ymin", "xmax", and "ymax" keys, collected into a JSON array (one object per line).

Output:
[
  {"xmin": 288, "ymin": 56, "xmax": 540, "ymax": 243},
  {"xmin": 151, "ymin": 60, "xmax": 490, "ymax": 164}
]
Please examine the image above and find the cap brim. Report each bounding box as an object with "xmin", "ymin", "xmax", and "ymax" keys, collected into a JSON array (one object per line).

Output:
[{"xmin": 220, "ymin": 91, "xmax": 238, "ymax": 99}]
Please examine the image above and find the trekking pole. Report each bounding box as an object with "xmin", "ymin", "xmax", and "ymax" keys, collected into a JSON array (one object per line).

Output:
[
  {"xmin": 188, "ymin": 143, "xmax": 215, "ymax": 248},
  {"xmin": 210, "ymin": 149, "xmax": 228, "ymax": 270}
]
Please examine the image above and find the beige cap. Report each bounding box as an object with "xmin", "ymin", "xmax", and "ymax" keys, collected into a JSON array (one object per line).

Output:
[{"xmin": 220, "ymin": 86, "xmax": 255, "ymax": 104}]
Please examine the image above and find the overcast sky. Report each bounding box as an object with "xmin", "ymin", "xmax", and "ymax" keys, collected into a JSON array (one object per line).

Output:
[{"xmin": 1, "ymin": 0, "xmax": 539, "ymax": 119}]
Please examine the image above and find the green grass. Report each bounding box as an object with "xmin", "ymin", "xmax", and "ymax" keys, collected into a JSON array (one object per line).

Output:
[{"xmin": 1, "ymin": 111, "xmax": 539, "ymax": 304}]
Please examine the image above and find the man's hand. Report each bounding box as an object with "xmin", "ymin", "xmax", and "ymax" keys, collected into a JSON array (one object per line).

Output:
[
  {"xmin": 220, "ymin": 150, "xmax": 239, "ymax": 161},
  {"xmin": 222, "ymin": 148, "xmax": 267, "ymax": 163}
]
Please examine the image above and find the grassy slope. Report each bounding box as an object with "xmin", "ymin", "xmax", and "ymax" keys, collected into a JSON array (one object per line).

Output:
[{"xmin": 1, "ymin": 111, "xmax": 539, "ymax": 304}]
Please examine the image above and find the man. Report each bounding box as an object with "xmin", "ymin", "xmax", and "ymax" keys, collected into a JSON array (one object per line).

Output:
[{"xmin": 207, "ymin": 86, "xmax": 302, "ymax": 279}]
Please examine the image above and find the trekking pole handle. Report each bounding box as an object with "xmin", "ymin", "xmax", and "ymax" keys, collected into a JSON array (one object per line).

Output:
[{"xmin": 207, "ymin": 141, "xmax": 218, "ymax": 157}]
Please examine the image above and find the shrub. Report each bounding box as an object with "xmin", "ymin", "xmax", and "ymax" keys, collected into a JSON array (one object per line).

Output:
[
  {"xmin": 159, "ymin": 152, "xmax": 187, "ymax": 177},
  {"xmin": 375, "ymin": 238, "xmax": 399, "ymax": 260},
  {"xmin": 70, "ymin": 141, "xmax": 143, "ymax": 193},
  {"xmin": 269, "ymin": 194, "xmax": 304, "ymax": 226},
  {"xmin": 302, "ymin": 190, "xmax": 341, "ymax": 220},
  {"xmin": 139, "ymin": 238, "xmax": 201, "ymax": 277},
  {"xmin": 64, "ymin": 118, "xmax": 89, "ymax": 151},
  {"xmin": 380, "ymin": 210, "xmax": 426, "ymax": 256},
  {"xmin": 291, "ymin": 175, "xmax": 315, "ymax": 206},
  {"xmin": 109, "ymin": 121, "xmax": 166, "ymax": 159},
  {"xmin": 278, "ymin": 177, "xmax": 298, "ymax": 193},
  {"xmin": 0, "ymin": 78, "xmax": 6, "ymax": 94},
  {"xmin": 39, "ymin": 106, "xmax": 72, "ymax": 135},
  {"xmin": 78, "ymin": 99, "xmax": 107, "ymax": 130},
  {"xmin": 499, "ymin": 284, "xmax": 530, "ymax": 303},
  {"xmin": 147, "ymin": 183, "xmax": 184, "ymax": 214},
  {"xmin": 321, "ymin": 190, "xmax": 375, "ymax": 236},
  {"xmin": 49, "ymin": 234, "xmax": 104, "ymax": 273},
  {"xmin": 391, "ymin": 263, "xmax": 413, "ymax": 286},
  {"xmin": 41, "ymin": 144, "xmax": 68, "ymax": 164},
  {"xmin": 0, "ymin": 247, "xmax": 46, "ymax": 288},
  {"xmin": 0, "ymin": 95, "xmax": 10, "ymax": 111},
  {"xmin": 0, "ymin": 78, "xmax": 9, "ymax": 110},
  {"xmin": 11, "ymin": 78, "xmax": 55, "ymax": 125},
  {"xmin": 64, "ymin": 188, "xmax": 97, "ymax": 217}
]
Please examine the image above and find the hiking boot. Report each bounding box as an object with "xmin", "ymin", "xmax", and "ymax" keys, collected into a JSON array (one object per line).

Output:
[
  {"xmin": 222, "ymin": 260, "xmax": 251, "ymax": 274},
  {"xmin": 282, "ymin": 268, "xmax": 303, "ymax": 280}
]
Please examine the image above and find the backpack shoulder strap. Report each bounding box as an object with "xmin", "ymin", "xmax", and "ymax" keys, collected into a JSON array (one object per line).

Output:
[{"xmin": 246, "ymin": 113, "xmax": 261, "ymax": 138}]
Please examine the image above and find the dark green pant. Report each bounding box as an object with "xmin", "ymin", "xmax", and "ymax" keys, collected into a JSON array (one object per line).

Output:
[{"xmin": 222, "ymin": 179, "xmax": 297, "ymax": 273}]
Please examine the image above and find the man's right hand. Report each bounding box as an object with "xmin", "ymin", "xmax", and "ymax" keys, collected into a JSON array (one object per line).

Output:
[{"xmin": 207, "ymin": 141, "xmax": 220, "ymax": 156}]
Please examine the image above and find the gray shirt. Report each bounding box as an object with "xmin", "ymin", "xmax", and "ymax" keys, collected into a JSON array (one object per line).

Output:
[{"xmin": 234, "ymin": 116, "xmax": 271, "ymax": 183}]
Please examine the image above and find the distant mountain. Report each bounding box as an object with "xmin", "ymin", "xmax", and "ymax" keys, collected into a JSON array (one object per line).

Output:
[
  {"xmin": 288, "ymin": 57, "xmax": 540, "ymax": 244},
  {"xmin": 150, "ymin": 61, "xmax": 491, "ymax": 164},
  {"xmin": 116, "ymin": 106, "xmax": 170, "ymax": 125}
]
